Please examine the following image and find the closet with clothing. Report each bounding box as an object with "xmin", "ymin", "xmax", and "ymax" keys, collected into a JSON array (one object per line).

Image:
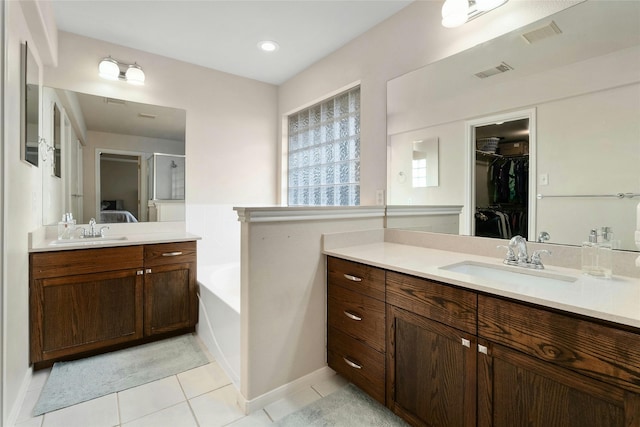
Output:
[{"xmin": 474, "ymin": 118, "xmax": 529, "ymax": 240}]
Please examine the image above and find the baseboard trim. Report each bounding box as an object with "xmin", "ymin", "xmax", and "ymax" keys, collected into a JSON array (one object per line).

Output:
[
  {"xmin": 237, "ymin": 366, "xmax": 336, "ymax": 414},
  {"xmin": 6, "ymin": 368, "xmax": 33, "ymax": 427}
]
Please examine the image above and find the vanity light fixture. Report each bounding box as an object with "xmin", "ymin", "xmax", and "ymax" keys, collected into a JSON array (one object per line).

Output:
[
  {"xmin": 98, "ymin": 57, "xmax": 146, "ymax": 85},
  {"xmin": 441, "ymin": 0, "xmax": 508, "ymax": 28},
  {"xmin": 257, "ymin": 40, "xmax": 279, "ymax": 52}
]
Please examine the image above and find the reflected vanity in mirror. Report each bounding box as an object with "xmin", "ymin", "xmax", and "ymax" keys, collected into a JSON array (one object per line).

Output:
[
  {"xmin": 387, "ymin": 1, "xmax": 640, "ymax": 251},
  {"xmin": 21, "ymin": 42, "xmax": 40, "ymax": 167},
  {"xmin": 41, "ymin": 88, "xmax": 186, "ymax": 225}
]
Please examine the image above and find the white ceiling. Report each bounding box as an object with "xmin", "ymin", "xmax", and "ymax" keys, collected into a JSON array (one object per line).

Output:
[{"xmin": 52, "ymin": 0, "xmax": 413, "ymax": 85}]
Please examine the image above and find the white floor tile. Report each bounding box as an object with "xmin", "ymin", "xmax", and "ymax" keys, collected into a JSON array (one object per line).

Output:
[
  {"xmin": 118, "ymin": 376, "xmax": 186, "ymax": 424},
  {"xmin": 177, "ymin": 362, "xmax": 231, "ymax": 399},
  {"xmin": 29, "ymin": 369, "xmax": 51, "ymax": 392},
  {"xmin": 311, "ymin": 374, "xmax": 349, "ymax": 397},
  {"xmin": 42, "ymin": 393, "xmax": 118, "ymax": 427},
  {"xmin": 189, "ymin": 384, "xmax": 245, "ymax": 426},
  {"xmin": 225, "ymin": 410, "xmax": 273, "ymax": 426},
  {"xmin": 121, "ymin": 402, "xmax": 197, "ymax": 427},
  {"xmin": 263, "ymin": 387, "xmax": 321, "ymax": 421},
  {"xmin": 15, "ymin": 416, "xmax": 43, "ymax": 427}
]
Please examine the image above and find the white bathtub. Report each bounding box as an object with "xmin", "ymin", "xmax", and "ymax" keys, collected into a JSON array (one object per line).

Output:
[{"xmin": 197, "ymin": 263, "xmax": 241, "ymax": 387}]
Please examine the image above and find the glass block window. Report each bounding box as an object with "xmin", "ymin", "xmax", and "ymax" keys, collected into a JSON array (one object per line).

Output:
[{"xmin": 287, "ymin": 86, "xmax": 360, "ymax": 206}]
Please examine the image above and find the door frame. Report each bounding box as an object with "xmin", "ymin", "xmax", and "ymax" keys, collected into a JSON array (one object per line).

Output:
[{"xmin": 463, "ymin": 108, "xmax": 537, "ymax": 239}]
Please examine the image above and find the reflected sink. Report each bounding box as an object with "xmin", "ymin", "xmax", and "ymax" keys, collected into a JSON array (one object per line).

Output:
[
  {"xmin": 49, "ymin": 236, "xmax": 128, "ymax": 246},
  {"xmin": 440, "ymin": 261, "xmax": 577, "ymax": 287}
]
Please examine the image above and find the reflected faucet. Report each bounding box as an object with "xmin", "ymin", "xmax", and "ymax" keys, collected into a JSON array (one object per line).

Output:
[{"xmin": 509, "ymin": 235, "xmax": 529, "ymax": 265}]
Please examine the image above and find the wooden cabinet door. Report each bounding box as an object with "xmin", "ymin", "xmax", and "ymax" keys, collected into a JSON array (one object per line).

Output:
[
  {"xmin": 143, "ymin": 262, "xmax": 197, "ymax": 336},
  {"xmin": 31, "ymin": 268, "xmax": 143, "ymax": 363},
  {"xmin": 477, "ymin": 339, "xmax": 640, "ymax": 427},
  {"xmin": 387, "ymin": 305, "xmax": 477, "ymax": 427}
]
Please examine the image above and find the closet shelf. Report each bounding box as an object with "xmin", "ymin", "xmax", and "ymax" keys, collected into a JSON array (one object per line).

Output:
[{"xmin": 476, "ymin": 150, "xmax": 529, "ymax": 159}]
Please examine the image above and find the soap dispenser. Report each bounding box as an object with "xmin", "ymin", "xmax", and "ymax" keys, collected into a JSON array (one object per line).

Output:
[{"xmin": 581, "ymin": 228, "xmax": 612, "ymax": 278}]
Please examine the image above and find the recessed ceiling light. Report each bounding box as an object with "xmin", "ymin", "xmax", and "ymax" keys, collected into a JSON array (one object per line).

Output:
[{"xmin": 258, "ymin": 40, "xmax": 279, "ymax": 52}]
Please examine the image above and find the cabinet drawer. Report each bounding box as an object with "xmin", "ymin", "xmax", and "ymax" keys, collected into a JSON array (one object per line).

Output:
[
  {"xmin": 144, "ymin": 241, "xmax": 197, "ymax": 267},
  {"xmin": 386, "ymin": 271, "xmax": 477, "ymax": 335},
  {"xmin": 328, "ymin": 327, "xmax": 385, "ymax": 404},
  {"xmin": 328, "ymin": 283, "xmax": 385, "ymax": 353},
  {"xmin": 327, "ymin": 257, "xmax": 385, "ymax": 301},
  {"xmin": 478, "ymin": 295, "xmax": 640, "ymax": 393},
  {"xmin": 30, "ymin": 246, "xmax": 143, "ymax": 279}
]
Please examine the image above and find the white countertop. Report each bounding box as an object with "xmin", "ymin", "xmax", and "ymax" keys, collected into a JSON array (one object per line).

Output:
[
  {"xmin": 324, "ymin": 242, "xmax": 640, "ymax": 329},
  {"xmin": 29, "ymin": 231, "xmax": 200, "ymax": 252}
]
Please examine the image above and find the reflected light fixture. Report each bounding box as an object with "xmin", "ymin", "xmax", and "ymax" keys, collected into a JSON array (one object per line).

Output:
[
  {"xmin": 441, "ymin": 0, "xmax": 508, "ymax": 28},
  {"xmin": 98, "ymin": 57, "xmax": 146, "ymax": 85}
]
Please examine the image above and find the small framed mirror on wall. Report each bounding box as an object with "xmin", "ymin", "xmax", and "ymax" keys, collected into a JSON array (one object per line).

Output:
[{"xmin": 21, "ymin": 41, "xmax": 40, "ymax": 167}]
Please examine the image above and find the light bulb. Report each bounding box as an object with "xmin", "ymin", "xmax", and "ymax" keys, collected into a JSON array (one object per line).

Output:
[
  {"xmin": 442, "ymin": 0, "xmax": 469, "ymax": 28},
  {"xmin": 125, "ymin": 64, "xmax": 145, "ymax": 85},
  {"xmin": 257, "ymin": 40, "xmax": 279, "ymax": 52},
  {"xmin": 98, "ymin": 58, "xmax": 120, "ymax": 80}
]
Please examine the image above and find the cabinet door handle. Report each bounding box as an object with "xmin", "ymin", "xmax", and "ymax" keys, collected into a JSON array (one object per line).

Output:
[
  {"xmin": 145, "ymin": 268, "xmax": 152, "ymax": 274},
  {"xmin": 478, "ymin": 344, "xmax": 488, "ymax": 355},
  {"xmin": 343, "ymin": 311, "xmax": 362, "ymax": 321},
  {"xmin": 343, "ymin": 357, "xmax": 362, "ymax": 369},
  {"xmin": 461, "ymin": 338, "xmax": 471, "ymax": 348},
  {"xmin": 162, "ymin": 251, "xmax": 183, "ymax": 257},
  {"xmin": 343, "ymin": 274, "xmax": 362, "ymax": 282},
  {"xmin": 137, "ymin": 270, "xmax": 144, "ymax": 275}
]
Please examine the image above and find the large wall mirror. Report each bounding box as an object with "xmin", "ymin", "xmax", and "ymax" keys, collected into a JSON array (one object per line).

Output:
[
  {"xmin": 387, "ymin": 1, "xmax": 640, "ymax": 251},
  {"xmin": 41, "ymin": 88, "xmax": 186, "ymax": 225}
]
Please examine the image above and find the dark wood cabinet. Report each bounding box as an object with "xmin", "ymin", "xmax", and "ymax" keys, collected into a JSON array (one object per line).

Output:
[
  {"xmin": 326, "ymin": 255, "xmax": 640, "ymax": 427},
  {"xmin": 30, "ymin": 241, "xmax": 197, "ymax": 367},
  {"xmin": 477, "ymin": 295, "xmax": 640, "ymax": 427},
  {"xmin": 386, "ymin": 272, "xmax": 477, "ymax": 427},
  {"xmin": 326, "ymin": 257, "xmax": 386, "ymax": 404},
  {"xmin": 143, "ymin": 241, "xmax": 198, "ymax": 335}
]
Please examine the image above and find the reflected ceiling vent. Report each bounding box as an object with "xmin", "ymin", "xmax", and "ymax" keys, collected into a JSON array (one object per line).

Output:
[
  {"xmin": 104, "ymin": 97, "xmax": 126, "ymax": 105},
  {"xmin": 522, "ymin": 21, "xmax": 562, "ymax": 44},
  {"xmin": 138, "ymin": 113, "xmax": 157, "ymax": 119},
  {"xmin": 474, "ymin": 62, "xmax": 513, "ymax": 79}
]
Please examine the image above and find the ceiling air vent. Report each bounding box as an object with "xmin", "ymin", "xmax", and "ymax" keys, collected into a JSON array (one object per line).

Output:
[
  {"xmin": 474, "ymin": 62, "xmax": 513, "ymax": 79},
  {"xmin": 522, "ymin": 21, "xmax": 562, "ymax": 44}
]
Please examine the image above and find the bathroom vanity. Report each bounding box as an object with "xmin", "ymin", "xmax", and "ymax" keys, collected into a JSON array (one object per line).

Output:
[
  {"xmin": 325, "ymin": 242, "xmax": 640, "ymax": 426},
  {"xmin": 29, "ymin": 236, "xmax": 198, "ymax": 369}
]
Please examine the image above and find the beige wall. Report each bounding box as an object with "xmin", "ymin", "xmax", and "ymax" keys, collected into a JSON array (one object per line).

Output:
[
  {"xmin": 3, "ymin": 2, "xmax": 49, "ymax": 423},
  {"xmin": 277, "ymin": 1, "xmax": 580, "ymax": 206},
  {"xmin": 45, "ymin": 31, "xmax": 278, "ymax": 207}
]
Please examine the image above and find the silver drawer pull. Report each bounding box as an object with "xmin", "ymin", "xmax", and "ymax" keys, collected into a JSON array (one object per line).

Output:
[
  {"xmin": 343, "ymin": 357, "xmax": 362, "ymax": 369},
  {"xmin": 461, "ymin": 338, "xmax": 471, "ymax": 348},
  {"xmin": 343, "ymin": 274, "xmax": 362, "ymax": 282},
  {"xmin": 478, "ymin": 344, "xmax": 488, "ymax": 355},
  {"xmin": 162, "ymin": 251, "xmax": 183, "ymax": 257},
  {"xmin": 343, "ymin": 311, "xmax": 362, "ymax": 321}
]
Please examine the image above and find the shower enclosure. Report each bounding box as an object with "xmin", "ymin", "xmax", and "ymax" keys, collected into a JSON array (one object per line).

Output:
[{"xmin": 147, "ymin": 153, "xmax": 186, "ymax": 221}]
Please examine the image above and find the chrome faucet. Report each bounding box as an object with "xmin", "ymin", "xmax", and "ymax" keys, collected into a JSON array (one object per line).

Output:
[
  {"xmin": 79, "ymin": 218, "xmax": 110, "ymax": 238},
  {"xmin": 498, "ymin": 235, "xmax": 551, "ymax": 269}
]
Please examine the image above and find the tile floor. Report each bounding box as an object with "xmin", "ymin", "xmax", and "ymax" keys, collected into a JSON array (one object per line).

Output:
[{"xmin": 13, "ymin": 350, "xmax": 349, "ymax": 427}]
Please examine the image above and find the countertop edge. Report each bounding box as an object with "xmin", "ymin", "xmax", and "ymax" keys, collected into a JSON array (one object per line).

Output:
[{"xmin": 29, "ymin": 232, "xmax": 201, "ymax": 253}]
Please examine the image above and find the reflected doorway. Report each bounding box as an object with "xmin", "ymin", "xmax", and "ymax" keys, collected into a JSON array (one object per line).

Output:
[
  {"xmin": 466, "ymin": 109, "xmax": 536, "ymax": 241},
  {"xmin": 98, "ymin": 152, "xmax": 144, "ymax": 222}
]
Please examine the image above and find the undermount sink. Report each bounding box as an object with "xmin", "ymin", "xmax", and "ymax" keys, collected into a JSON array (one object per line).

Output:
[
  {"xmin": 440, "ymin": 261, "xmax": 577, "ymax": 287},
  {"xmin": 49, "ymin": 236, "xmax": 128, "ymax": 246}
]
